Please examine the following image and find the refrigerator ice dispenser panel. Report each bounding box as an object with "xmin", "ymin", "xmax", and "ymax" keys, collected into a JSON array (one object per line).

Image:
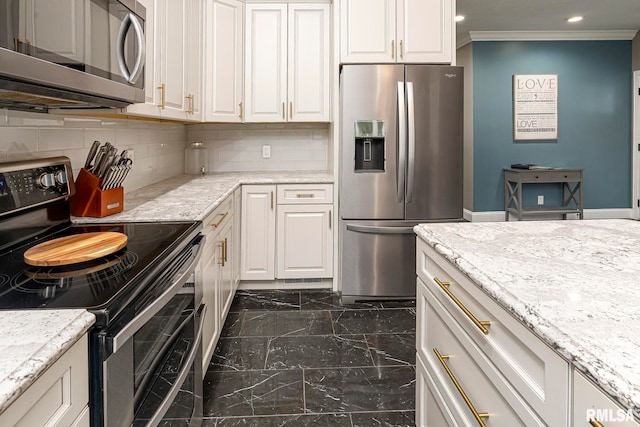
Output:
[{"xmin": 354, "ymin": 120, "xmax": 385, "ymax": 172}]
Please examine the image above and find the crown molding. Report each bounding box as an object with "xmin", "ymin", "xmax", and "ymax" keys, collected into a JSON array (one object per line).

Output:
[{"xmin": 464, "ymin": 30, "xmax": 638, "ymax": 43}]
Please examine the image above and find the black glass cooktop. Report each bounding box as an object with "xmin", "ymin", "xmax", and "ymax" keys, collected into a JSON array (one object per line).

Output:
[{"xmin": 0, "ymin": 222, "xmax": 199, "ymax": 322}]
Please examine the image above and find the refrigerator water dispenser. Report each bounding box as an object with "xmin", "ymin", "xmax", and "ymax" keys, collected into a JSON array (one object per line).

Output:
[{"xmin": 354, "ymin": 120, "xmax": 385, "ymax": 172}]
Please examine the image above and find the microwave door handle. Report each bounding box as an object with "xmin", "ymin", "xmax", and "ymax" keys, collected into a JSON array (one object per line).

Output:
[
  {"xmin": 108, "ymin": 238, "xmax": 204, "ymax": 353},
  {"xmin": 117, "ymin": 13, "xmax": 146, "ymax": 84},
  {"xmin": 147, "ymin": 304, "xmax": 206, "ymax": 427},
  {"xmin": 407, "ymin": 82, "xmax": 415, "ymax": 203},
  {"xmin": 397, "ymin": 81, "xmax": 406, "ymax": 203}
]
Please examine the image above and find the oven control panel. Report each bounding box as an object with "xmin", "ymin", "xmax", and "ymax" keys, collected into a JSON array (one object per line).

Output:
[{"xmin": 0, "ymin": 157, "xmax": 75, "ymax": 217}]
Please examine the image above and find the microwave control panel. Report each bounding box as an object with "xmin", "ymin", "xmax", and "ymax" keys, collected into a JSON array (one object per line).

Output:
[{"xmin": 0, "ymin": 158, "xmax": 74, "ymax": 216}]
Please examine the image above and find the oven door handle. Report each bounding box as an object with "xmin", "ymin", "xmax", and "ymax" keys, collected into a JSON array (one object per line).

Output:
[
  {"xmin": 147, "ymin": 303, "xmax": 206, "ymax": 426},
  {"xmin": 109, "ymin": 237, "xmax": 204, "ymax": 353}
]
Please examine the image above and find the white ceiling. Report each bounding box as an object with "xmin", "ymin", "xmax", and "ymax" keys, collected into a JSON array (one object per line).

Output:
[{"xmin": 455, "ymin": 0, "xmax": 640, "ymax": 41}]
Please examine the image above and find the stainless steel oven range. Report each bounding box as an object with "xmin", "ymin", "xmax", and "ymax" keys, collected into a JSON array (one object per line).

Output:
[{"xmin": 0, "ymin": 157, "xmax": 204, "ymax": 427}]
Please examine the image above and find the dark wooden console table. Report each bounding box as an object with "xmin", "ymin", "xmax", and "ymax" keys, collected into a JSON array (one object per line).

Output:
[{"xmin": 504, "ymin": 168, "xmax": 583, "ymax": 221}]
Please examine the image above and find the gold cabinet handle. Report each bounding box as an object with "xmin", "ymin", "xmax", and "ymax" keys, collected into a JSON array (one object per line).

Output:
[
  {"xmin": 391, "ymin": 40, "xmax": 395, "ymax": 59},
  {"xmin": 589, "ymin": 419, "xmax": 605, "ymax": 427},
  {"xmin": 282, "ymin": 102, "xmax": 285, "ymax": 120},
  {"xmin": 185, "ymin": 94, "xmax": 194, "ymax": 114},
  {"xmin": 223, "ymin": 237, "xmax": 228, "ymax": 264},
  {"xmin": 271, "ymin": 191, "xmax": 274, "ymax": 209},
  {"xmin": 239, "ymin": 101, "xmax": 243, "ymax": 119},
  {"xmin": 434, "ymin": 348, "xmax": 489, "ymax": 427},
  {"xmin": 296, "ymin": 193, "xmax": 315, "ymax": 198},
  {"xmin": 289, "ymin": 101, "xmax": 293, "ymax": 119},
  {"xmin": 434, "ymin": 277, "xmax": 491, "ymax": 335},
  {"xmin": 190, "ymin": 94, "xmax": 195, "ymax": 114},
  {"xmin": 329, "ymin": 210, "xmax": 332, "ymax": 229},
  {"xmin": 217, "ymin": 241, "xmax": 224, "ymax": 266},
  {"xmin": 157, "ymin": 83, "xmax": 166, "ymax": 109},
  {"xmin": 400, "ymin": 40, "xmax": 403, "ymax": 59},
  {"xmin": 211, "ymin": 212, "xmax": 229, "ymax": 228}
]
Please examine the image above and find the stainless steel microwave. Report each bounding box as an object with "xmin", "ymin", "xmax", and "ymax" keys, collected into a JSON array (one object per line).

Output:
[{"xmin": 0, "ymin": 0, "xmax": 146, "ymax": 112}]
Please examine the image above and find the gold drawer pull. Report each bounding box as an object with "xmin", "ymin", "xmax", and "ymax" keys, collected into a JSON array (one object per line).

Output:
[
  {"xmin": 211, "ymin": 212, "xmax": 229, "ymax": 228},
  {"xmin": 589, "ymin": 419, "xmax": 605, "ymax": 427},
  {"xmin": 434, "ymin": 277, "xmax": 491, "ymax": 335},
  {"xmin": 296, "ymin": 193, "xmax": 315, "ymax": 198},
  {"xmin": 217, "ymin": 241, "xmax": 225, "ymax": 266},
  {"xmin": 434, "ymin": 348, "xmax": 489, "ymax": 427},
  {"xmin": 223, "ymin": 237, "xmax": 228, "ymax": 264}
]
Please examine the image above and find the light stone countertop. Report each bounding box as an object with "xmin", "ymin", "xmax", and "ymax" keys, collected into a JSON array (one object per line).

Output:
[
  {"xmin": 73, "ymin": 171, "xmax": 334, "ymax": 223},
  {"xmin": 414, "ymin": 219, "xmax": 640, "ymax": 419},
  {"xmin": 0, "ymin": 310, "xmax": 95, "ymax": 413}
]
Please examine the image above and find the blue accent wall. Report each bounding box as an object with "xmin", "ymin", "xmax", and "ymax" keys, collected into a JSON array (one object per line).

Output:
[{"xmin": 472, "ymin": 41, "xmax": 633, "ymax": 211}]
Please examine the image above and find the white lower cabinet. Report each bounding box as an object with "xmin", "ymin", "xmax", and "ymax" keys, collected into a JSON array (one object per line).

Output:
[
  {"xmin": 573, "ymin": 371, "xmax": 640, "ymax": 427},
  {"xmin": 201, "ymin": 194, "xmax": 236, "ymax": 371},
  {"xmin": 241, "ymin": 183, "xmax": 333, "ymax": 282},
  {"xmin": 0, "ymin": 335, "xmax": 89, "ymax": 427},
  {"xmin": 416, "ymin": 237, "xmax": 570, "ymax": 426}
]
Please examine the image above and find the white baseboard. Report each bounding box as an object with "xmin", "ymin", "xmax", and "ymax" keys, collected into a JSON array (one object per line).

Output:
[
  {"xmin": 239, "ymin": 279, "xmax": 332, "ymax": 290},
  {"xmin": 465, "ymin": 208, "xmax": 633, "ymax": 222}
]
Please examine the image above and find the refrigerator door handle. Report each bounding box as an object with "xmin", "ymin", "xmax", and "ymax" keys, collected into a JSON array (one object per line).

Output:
[
  {"xmin": 407, "ymin": 81, "xmax": 416, "ymax": 203},
  {"xmin": 346, "ymin": 224, "xmax": 415, "ymax": 235},
  {"xmin": 397, "ymin": 81, "xmax": 406, "ymax": 203}
]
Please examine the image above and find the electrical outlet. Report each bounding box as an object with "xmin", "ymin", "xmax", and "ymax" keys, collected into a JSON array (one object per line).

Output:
[
  {"xmin": 262, "ymin": 145, "xmax": 271, "ymax": 159},
  {"xmin": 537, "ymin": 195, "xmax": 544, "ymax": 205}
]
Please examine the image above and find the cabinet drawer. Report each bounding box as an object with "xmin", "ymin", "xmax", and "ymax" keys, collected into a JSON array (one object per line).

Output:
[
  {"xmin": 416, "ymin": 352, "xmax": 459, "ymax": 427},
  {"xmin": 0, "ymin": 335, "xmax": 89, "ymax": 427},
  {"xmin": 417, "ymin": 239, "xmax": 569, "ymax": 426},
  {"xmin": 277, "ymin": 184, "xmax": 333, "ymax": 204},
  {"xmin": 573, "ymin": 371, "xmax": 640, "ymax": 427},
  {"xmin": 506, "ymin": 170, "xmax": 582, "ymax": 183},
  {"xmin": 417, "ymin": 278, "xmax": 545, "ymax": 427},
  {"xmin": 204, "ymin": 195, "xmax": 233, "ymax": 234}
]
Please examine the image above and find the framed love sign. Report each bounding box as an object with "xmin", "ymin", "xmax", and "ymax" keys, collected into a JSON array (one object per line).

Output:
[{"xmin": 513, "ymin": 74, "xmax": 558, "ymax": 140}]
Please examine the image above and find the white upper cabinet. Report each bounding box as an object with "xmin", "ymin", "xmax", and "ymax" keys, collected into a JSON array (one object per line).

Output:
[
  {"xmin": 244, "ymin": 4, "xmax": 287, "ymax": 122},
  {"xmin": 340, "ymin": 0, "xmax": 453, "ymax": 64},
  {"xmin": 245, "ymin": 3, "xmax": 330, "ymax": 123},
  {"xmin": 288, "ymin": 4, "xmax": 330, "ymax": 122},
  {"xmin": 205, "ymin": 0, "xmax": 244, "ymax": 122},
  {"xmin": 126, "ymin": 0, "xmax": 202, "ymax": 121}
]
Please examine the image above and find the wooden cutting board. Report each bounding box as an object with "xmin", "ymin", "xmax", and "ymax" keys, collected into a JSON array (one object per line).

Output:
[{"xmin": 24, "ymin": 232, "xmax": 128, "ymax": 266}]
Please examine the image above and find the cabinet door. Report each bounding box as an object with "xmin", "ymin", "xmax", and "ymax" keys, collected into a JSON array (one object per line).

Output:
[
  {"xmin": 241, "ymin": 185, "xmax": 276, "ymax": 280},
  {"xmin": 276, "ymin": 204, "xmax": 333, "ymax": 279},
  {"xmin": 218, "ymin": 220, "xmax": 234, "ymax": 327},
  {"xmin": 244, "ymin": 4, "xmax": 287, "ymax": 122},
  {"xmin": 205, "ymin": 0, "xmax": 244, "ymax": 122},
  {"xmin": 125, "ymin": 0, "xmax": 162, "ymax": 117},
  {"xmin": 185, "ymin": 0, "xmax": 204, "ymax": 121},
  {"xmin": 288, "ymin": 4, "xmax": 330, "ymax": 122},
  {"xmin": 397, "ymin": 0, "xmax": 452, "ymax": 63},
  {"xmin": 573, "ymin": 371, "xmax": 640, "ymax": 427},
  {"xmin": 201, "ymin": 236, "xmax": 221, "ymax": 371},
  {"xmin": 233, "ymin": 187, "xmax": 242, "ymax": 287},
  {"xmin": 340, "ymin": 0, "xmax": 396, "ymax": 63},
  {"xmin": 158, "ymin": 0, "xmax": 188, "ymax": 119}
]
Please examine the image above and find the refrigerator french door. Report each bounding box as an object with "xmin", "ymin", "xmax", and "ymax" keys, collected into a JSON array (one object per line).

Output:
[{"xmin": 340, "ymin": 64, "xmax": 463, "ymax": 302}]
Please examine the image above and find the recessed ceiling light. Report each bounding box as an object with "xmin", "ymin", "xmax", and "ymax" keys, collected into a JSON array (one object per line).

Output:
[
  {"xmin": 455, "ymin": 15, "xmax": 465, "ymax": 22},
  {"xmin": 566, "ymin": 16, "xmax": 583, "ymax": 23}
]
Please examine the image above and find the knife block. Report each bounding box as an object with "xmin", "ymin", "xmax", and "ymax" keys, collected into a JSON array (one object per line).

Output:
[{"xmin": 70, "ymin": 168, "xmax": 124, "ymax": 217}]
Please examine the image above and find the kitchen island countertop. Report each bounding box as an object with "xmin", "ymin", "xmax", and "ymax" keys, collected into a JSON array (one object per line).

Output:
[
  {"xmin": 414, "ymin": 219, "xmax": 640, "ymax": 419},
  {"xmin": 73, "ymin": 171, "xmax": 333, "ymax": 223},
  {"xmin": 0, "ymin": 310, "xmax": 95, "ymax": 413}
]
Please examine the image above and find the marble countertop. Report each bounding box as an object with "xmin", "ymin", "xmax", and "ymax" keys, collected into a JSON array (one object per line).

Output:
[
  {"xmin": 0, "ymin": 310, "xmax": 95, "ymax": 413},
  {"xmin": 74, "ymin": 171, "xmax": 333, "ymax": 223},
  {"xmin": 414, "ymin": 219, "xmax": 640, "ymax": 419}
]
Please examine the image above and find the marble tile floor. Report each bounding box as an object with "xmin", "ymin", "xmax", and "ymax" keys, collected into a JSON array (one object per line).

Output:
[{"xmin": 200, "ymin": 290, "xmax": 417, "ymax": 426}]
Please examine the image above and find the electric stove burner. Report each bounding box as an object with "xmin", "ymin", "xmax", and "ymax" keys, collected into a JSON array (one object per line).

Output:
[{"xmin": 4, "ymin": 251, "xmax": 138, "ymax": 303}]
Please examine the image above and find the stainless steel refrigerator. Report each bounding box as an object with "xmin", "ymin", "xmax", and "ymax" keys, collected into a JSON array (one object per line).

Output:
[{"xmin": 340, "ymin": 64, "xmax": 463, "ymax": 302}]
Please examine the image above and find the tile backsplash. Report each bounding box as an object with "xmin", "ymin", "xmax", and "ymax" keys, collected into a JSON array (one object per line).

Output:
[
  {"xmin": 0, "ymin": 109, "xmax": 331, "ymax": 193},
  {"xmin": 0, "ymin": 110, "xmax": 187, "ymax": 192},
  {"xmin": 187, "ymin": 123, "xmax": 329, "ymax": 172}
]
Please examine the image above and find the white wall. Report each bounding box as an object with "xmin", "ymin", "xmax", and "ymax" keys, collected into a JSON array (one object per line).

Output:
[
  {"xmin": 186, "ymin": 123, "xmax": 329, "ymax": 172},
  {"xmin": 0, "ymin": 110, "xmax": 187, "ymax": 192}
]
